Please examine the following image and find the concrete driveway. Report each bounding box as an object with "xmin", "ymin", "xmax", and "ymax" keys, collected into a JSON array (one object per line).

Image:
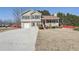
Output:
[
  {"xmin": 0, "ymin": 27, "xmax": 38, "ymax": 51},
  {"xmin": 35, "ymin": 28, "xmax": 79, "ymax": 51}
]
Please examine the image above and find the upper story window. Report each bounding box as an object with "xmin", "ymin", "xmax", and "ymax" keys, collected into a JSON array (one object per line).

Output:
[
  {"xmin": 22, "ymin": 15, "xmax": 41, "ymax": 19},
  {"xmin": 31, "ymin": 15, "xmax": 41, "ymax": 19},
  {"xmin": 22, "ymin": 16, "xmax": 30, "ymax": 19},
  {"xmin": 35, "ymin": 15, "xmax": 41, "ymax": 19}
]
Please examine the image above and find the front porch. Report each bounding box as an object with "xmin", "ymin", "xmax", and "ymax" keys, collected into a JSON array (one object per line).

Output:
[
  {"xmin": 41, "ymin": 16, "xmax": 60, "ymax": 29},
  {"xmin": 42, "ymin": 19, "xmax": 60, "ymax": 28}
]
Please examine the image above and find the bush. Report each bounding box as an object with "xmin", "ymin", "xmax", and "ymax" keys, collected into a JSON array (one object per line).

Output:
[
  {"xmin": 73, "ymin": 23, "xmax": 79, "ymax": 26},
  {"xmin": 74, "ymin": 28, "xmax": 79, "ymax": 31}
]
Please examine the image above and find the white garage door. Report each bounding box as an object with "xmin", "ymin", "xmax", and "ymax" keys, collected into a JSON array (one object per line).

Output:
[{"xmin": 23, "ymin": 23, "xmax": 32, "ymax": 28}]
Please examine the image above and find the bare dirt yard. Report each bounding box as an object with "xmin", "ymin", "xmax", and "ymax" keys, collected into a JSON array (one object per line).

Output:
[
  {"xmin": 35, "ymin": 28, "xmax": 79, "ymax": 51},
  {"xmin": 0, "ymin": 27, "xmax": 15, "ymax": 32}
]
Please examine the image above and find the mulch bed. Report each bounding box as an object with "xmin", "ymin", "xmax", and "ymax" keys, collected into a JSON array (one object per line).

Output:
[{"xmin": 63, "ymin": 25, "xmax": 79, "ymax": 29}]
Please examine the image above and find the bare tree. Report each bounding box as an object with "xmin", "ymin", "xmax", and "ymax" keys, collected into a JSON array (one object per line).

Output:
[
  {"xmin": 13, "ymin": 8, "xmax": 25, "ymax": 25},
  {"xmin": 0, "ymin": 20, "xmax": 3, "ymax": 27}
]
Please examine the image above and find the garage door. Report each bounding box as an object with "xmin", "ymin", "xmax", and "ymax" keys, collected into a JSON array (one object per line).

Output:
[{"xmin": 24, "ymin": 23, "xmax": 31, "ymax": 28}]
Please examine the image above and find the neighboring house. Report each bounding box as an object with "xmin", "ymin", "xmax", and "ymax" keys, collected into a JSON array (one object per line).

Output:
[
  {"xmin": 21, "ymin": 10, "xmax": 60, "ymax": 29},
  {"xmin": 10, "ymin": 24, "xmax": 21, "ymax": 28},
  {"xmin": 0, "ymin": 24, "xmax": 9, "ymax": 27}
]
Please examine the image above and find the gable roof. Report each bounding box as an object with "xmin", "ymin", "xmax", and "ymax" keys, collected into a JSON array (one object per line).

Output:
[
  {"xmin": 22, "ymin": 10, "xmax": 41, "ymax": 16},
  {"xmin": 31, "ymin": 11, "xmax": 42, "ymax": 15},
  {"xmin": 21, "ymin": 10, "xmax": 34, "ymax": 15}
]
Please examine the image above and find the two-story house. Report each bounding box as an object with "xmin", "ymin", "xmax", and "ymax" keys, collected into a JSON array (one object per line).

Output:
[
  {"xmin": 21, "ymin": 10, "xmax": 60, "ymax": 29},
  {"xmin": 21, "ymin": 10, "xmax": 42, "ymax": 28}
]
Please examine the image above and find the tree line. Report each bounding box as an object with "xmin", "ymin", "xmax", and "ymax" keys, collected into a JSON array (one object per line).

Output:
[
  {"xmin": 57, "ymin": 13, "xmax": 79, "ymax": 26},
  {"xmin": 0, "ymin": 8, "xmax": 79, "ymax": 27}
]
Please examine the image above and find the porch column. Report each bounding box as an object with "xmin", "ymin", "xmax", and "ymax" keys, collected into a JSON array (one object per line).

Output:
[
  {"xmin": 50, "ymin": 19, "xmax": 52, "ymax": 28},
  {"xmin": 58, "ymin": 19, "xmax": 60, "ymax": 26},
  {"xmin": 45, "ymin": 19, "xmax": 46, "ymax": 28}
]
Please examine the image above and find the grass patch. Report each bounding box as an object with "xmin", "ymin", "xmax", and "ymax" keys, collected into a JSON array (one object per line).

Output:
[{"xmin": 74, "ymin": 28, "xmax": 79, "ymax": 31}]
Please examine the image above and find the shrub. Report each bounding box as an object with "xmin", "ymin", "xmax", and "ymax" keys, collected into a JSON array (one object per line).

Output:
[{"xmin": 74, "ymin": 28, "xmax": 79, "ymax": 31}]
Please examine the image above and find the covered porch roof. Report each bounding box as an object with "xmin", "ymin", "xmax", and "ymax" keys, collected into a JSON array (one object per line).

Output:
[{"xmin": 42, "ymin": 16, "xmax": 60, "ymax": 20}]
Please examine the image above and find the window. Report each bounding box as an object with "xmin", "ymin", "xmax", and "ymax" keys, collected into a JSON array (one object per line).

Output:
[
  {"xmin": 22, "ymin": 15, "xmax": 41, "ymax": 19},
  {"xmin": 35, "ymin": 15, "xmax": 40, "ymax": 19},
  {"xmin": 31, "ymin": 15, "xmax": 41, "ymax": 19},
  {"xmin": 31, "ymin": 16, "xmax": 35, "ymax": 19},
  {"xmin": 22, "ymin": 16, "xmax": 30, "ymax": 19},
  {"xmin": 46, "ymin": 20, "xmax": 51, "ymax": 23},
  {"xmin": 51, "ymin": 20, "xmax": 58, "ymax": 23},
  {"xmin": 46, "ymin": 20, "xmax": 58, "ymax": 23}
]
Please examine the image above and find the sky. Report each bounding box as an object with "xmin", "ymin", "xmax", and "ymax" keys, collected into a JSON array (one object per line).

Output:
[{"xmin": 0, "ymin": 7, "xmax": 79, "ymax": 21}]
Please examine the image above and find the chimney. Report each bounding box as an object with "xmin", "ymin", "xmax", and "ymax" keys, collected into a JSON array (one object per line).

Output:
[{"xmin": 54, "ymin": 13, "xmax": 57, "ymax": 16}]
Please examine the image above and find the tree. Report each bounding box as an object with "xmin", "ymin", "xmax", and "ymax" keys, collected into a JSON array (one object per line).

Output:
[
  {"xmin": 0, "ymin": 20, "xmax": 3, "ymax": 26},
  {"xmin": 65, "ymin": 13, "xmax": 79, "ymax": 26},
  {"xmin": 38, "ymin": 10, "xmax": 50, "ymax": 15},
  {"xmin": 13, "ymin": 8, "xmax": 25, "ymax": 24},
  {"xmin": 57, "ymin": 12, "xmax": 79, "ymax": 26},
  {"xmin": 57, "ymin": 12, "xmax": 66, "ymax": 25}
]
